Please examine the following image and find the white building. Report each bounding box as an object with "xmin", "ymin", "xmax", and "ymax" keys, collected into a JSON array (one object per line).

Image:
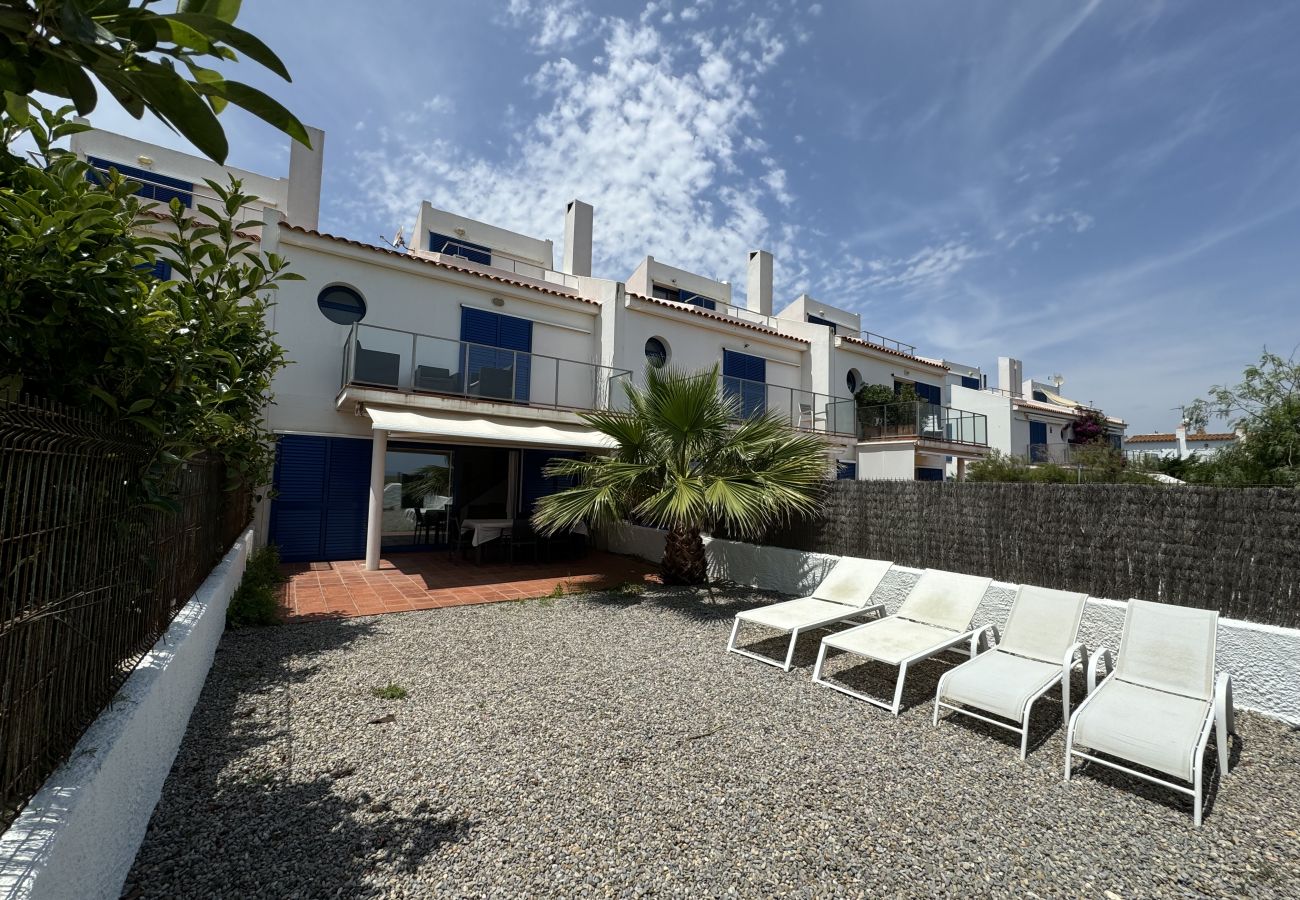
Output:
[
  {"xmin": 83, "ymin": 123, "xmax": 1127, "ymax": 568},
  {"xmin": 950, "ymin": 356, "xmax": 1127, "ymax": 466},
  {"xmin": 1125, "ymin": 426, "xmax": 1239, "ymax": 461}
]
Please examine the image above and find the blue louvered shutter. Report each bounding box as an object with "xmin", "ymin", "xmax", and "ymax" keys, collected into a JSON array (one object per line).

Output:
[
  {"xmin": 836, "ymin": 461, "xmax": 857, "ymax": 480},
  {"xmin": 322, "ymin": 439, "xmax": 370, "ymax": 560},
  {"xmin": 723, "ymin": 350, "xmax": 766, "ymax": 417},
  {"xmin": 269, "ymin": 435, "xmax": 328, "ymax": 562},
  {"xmin": 960, "ymin": 375, "xmax": 980, "ymax": 390},
  {"xmin": 915, "ymin": 467, "xmax": 945, "ymax": 481},
  {"xmin": 270, "ymin": 435, "xmax": 373, "ymax": 562},
  {"xmin": 496, "ymin": 313, "xmax": 533, "ymax": 402},
  {"xmin": 87, "ymin": 156, "xmax": 194, "ymax": 207},
  {"xmin": 1029, "ymin": 421, "xmax": 1048, "ymax": 461},
  {"xmin": 520, "ymin": 450, "xmax": 580, "ymax": 515},
  {"xmin": 460, "ymin": 308, "xmax": 532, "ymax": 402}
]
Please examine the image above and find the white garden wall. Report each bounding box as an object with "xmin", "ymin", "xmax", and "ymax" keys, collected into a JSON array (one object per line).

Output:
[
  {"xmin": 0, "ymin": 528, "xmax": 253, "ymax": 900},
  {"xmin": 600, "ymin": 523, "xmax": 1300, "ymax": 724}
]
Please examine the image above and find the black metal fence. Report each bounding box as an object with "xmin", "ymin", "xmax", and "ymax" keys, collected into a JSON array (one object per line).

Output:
[
  {"xmin": 750, "ymin": 480, "xmax": 1300, "ymax": 628},
  {"xmin": 1, "ymin": 397, "xmax": 250, "ymax": 827}
]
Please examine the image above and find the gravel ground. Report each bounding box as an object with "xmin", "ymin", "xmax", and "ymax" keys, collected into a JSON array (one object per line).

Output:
[{"xmin": 124, "ymin": 586, "xmax": 1300, "ymax": 899}]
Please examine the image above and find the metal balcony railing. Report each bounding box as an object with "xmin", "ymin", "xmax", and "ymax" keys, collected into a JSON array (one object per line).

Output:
[
  {"xmin": 718, "ymin": 375, "xmax": 858, "ymax": 436},
  {"xmin": 428, "ymin": 239, "xmax": 582, "ymax": 290},
  {"xmin": 342, "ymin": 323, "xmax": 632, "ymax": 412},
  {"xmin": 858, "ymin": 401, "xmax": 988, "ymax": 446},
  {"xmin": 843, "ymin": 330, "xmax": 918, "ymax": 356}
]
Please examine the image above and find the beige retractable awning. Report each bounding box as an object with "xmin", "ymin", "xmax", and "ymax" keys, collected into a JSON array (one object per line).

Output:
[{"xmin": 363, "ymin": 405, "xmax": 615, "ymax": 451}]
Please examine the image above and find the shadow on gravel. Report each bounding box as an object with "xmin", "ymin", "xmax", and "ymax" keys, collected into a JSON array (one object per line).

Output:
[
  {"xmin": 630, "ymin": 584, "xmax": 788, "ymax": 624},
  {"xmin": 125, "ymin": 616, "xmax": 478, "ymax": 898}
]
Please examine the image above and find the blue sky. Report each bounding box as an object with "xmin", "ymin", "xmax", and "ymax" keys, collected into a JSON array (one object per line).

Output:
[{"xmin": 79, "ymin": 0, "xmax": 1300, "ymax": 431}]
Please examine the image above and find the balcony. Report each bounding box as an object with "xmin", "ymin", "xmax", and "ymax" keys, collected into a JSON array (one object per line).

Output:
[
  {"xmin": 858, "ymin": 401, "xmax": 988, "ymax": 446},
  {"xmin": 420, "ymin": 239, "xmax": 582, "ymax": 292},
  {"xmin": 719, "ymin": 375, "xmax": 858, "ymax": 436},
  {"xmin": 341, "ymin": 323, "xmax": 631, "ymax": 413}
]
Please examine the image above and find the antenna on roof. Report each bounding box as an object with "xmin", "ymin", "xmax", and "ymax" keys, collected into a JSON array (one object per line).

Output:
[
  {"xmin": 1049, "ymin": 373, "xmax": 1064, "ymax": 391},
  {"xmin": 380, "ymin": 226, "xmax": 407, "ymax": 251}
]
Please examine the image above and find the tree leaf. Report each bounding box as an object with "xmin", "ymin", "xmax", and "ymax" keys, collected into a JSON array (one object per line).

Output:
[
  {"xmin": 191, "ymin": 78, "xmax": 308, "ymax": 145},
  {"xmin": 165, "ymin": 13, "xmax": 292, "ymax": 81}
]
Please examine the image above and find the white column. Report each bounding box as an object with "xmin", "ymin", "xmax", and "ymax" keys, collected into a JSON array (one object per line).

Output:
[
  {"xmin": 365, "ymin": 428, "xmax": 388, "ymax": 571},
  {"xmin": 957, "ymin": 457, "xmax": 967, "ymax": 482}
]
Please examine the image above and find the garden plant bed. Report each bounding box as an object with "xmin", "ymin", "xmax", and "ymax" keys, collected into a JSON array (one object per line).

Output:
[{"xmin": 124, "ymin": 587, "xmax": 1300, "ymax": 898}]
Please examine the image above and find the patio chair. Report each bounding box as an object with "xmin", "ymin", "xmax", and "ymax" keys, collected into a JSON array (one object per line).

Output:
[
  {"xmin": 932, "ymin": 584, "xmax": 1090, "ymax": 759},
  {"xmin": 726, "ymin": 557, "xmax": 894, "ymax": 672},
  {"xmin": 812, "ymin": 569, "xmax": 993, "ymax": 714},
  {"xmin": 1064, "ymin": 599, "xmax": 1235, "ymax": 827}
]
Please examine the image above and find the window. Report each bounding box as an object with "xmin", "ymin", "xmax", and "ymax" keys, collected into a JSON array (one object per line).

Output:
[
  {"xmin": 644, "ymin": 337, "xmax": 668, "ymax": 368},
  {"xmin": 808, "ymin": 314, "xmax": 838, "ymax": 333},
  {"xmin": 460, "ymin": 307, "xmax": 533, "ymax": 402},
  {"xmin": 960, "ymin": 375, "xmax": 980, "ymax": 390},
  {"xmin": 317, "ymin": 285, "xmax": 367, "ymax": 325},
  {"xmin": 722, "ymin": 349, "xmax": 766, "ymax": 417},
  {"xmin": 429, "ymin": 231, "xmax": 491, "ymax": 265},
  {"xmin": 1032, "ymin": 390, "xmax": 1049, "ymax": 402},
  {"xmin": 652, "ymin": 283, "xmax": 716, "ymax": 310},
  {"xmin": 846, "ymin": 369, "xmax": 861, "ymax": 393},
  {"xmin": 680, "ymin": 290, "xmax": 717, "ymax": 310},
  {"xmin": 915, "ymin": 467, "xmax": 945, "ymax": 481},
  {"xmin": 898, "ymin": 380, "xmax": 942, "ymax": 406},
  {"xmin": 87, "ymin": 156, "xmax": 194, "ymax": 207},
  {"xmin": 836, "ymin": 461, "xmax": 857, "ymax": 480}
]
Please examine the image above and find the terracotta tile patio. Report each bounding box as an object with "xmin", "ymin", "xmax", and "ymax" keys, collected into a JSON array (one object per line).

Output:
[{"xmin": 278, "ymin": 550, "xmax": 660, "ymax": 621}]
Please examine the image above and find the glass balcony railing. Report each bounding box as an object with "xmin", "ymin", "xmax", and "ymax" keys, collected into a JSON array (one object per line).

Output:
[
  {"xmin": 858, "ymin": 401, "xmax": 988, "ymax": 446},
  {"xmin": 718, "ymin": 375, "xmax": 858, "ymax": 436},
  {"xmin": 341, "ymin": 323, "xmax": 632, "ymax": 412}
]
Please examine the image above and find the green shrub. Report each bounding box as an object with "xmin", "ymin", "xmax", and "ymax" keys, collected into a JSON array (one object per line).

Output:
[{"xmin": 226, "ymin": 545, "xmax": 287, "ymax": 628}]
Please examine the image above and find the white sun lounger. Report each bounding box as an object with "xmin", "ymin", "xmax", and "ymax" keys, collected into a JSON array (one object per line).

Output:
[
  {"xmin": 812, "ymin": 569, "xmax": 993, "ymax": 714},
  {"xmin": 726, "ymin": 557, "xmax": 894, "ymax": 671},
  {"xmin": 1064, "ymin": 599, "xmax": 1236, "ymax": 827},
  {"xmin": 933, "ymin": 584, "xmax": 1090, "ymax": 759}
]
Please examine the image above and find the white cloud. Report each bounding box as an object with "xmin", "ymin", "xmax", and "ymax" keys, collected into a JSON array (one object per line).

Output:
[
  {"xmin": 507, "ymin": 0, "xmax": 596, "ymax": 50},
  {"xmin": 352, "ymin": 10, "xmax": 796, "ymax": 287}
]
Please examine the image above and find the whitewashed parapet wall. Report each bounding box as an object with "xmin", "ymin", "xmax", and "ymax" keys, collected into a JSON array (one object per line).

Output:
[
  {"xmin": 0, "ymin": 529, "xmax": 254, "ymax": 900},
  {"xmin": 599, "ymin": 523, "xmax": 1300, "ymax": 725}
]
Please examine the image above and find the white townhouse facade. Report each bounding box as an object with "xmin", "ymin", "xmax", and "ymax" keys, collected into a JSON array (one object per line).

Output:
[
  {"xmin": 951, "ymin": 356, "xmax": 1127, "ymax": 465},
  {"xmin": 1124, "ymin": 426, "xmax": 1239, "ymax": 461},
  {"xmin": 72, "ymin": 123, "xmax": 1122, "ymax": 568}
]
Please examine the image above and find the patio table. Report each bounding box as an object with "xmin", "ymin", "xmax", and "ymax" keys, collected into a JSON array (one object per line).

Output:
[{"xmin": 459, "ymin": 519, "xmax": 589, "ymax": 548}]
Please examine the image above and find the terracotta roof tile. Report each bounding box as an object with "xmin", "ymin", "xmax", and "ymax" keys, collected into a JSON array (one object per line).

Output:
[
  {"xmin": 1127, "ymin": 432, "xmax": 1237, "ymax": 444},
  {"xmin": 626, "ymin": 292, "xmax": 809, "ymax": 343},
  {"xmin": 837, "ymin": 334, "xmax": 948, "ymax": 370},
  {"xmin": 281, "ymin": 225, "xmax": 598, "ymax": 304}
]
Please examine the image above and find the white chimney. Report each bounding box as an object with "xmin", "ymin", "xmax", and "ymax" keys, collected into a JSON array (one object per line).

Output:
[
  {"xmin": 997, "ymin": 357, "xmax": 1023, "ymax": 396},
  {"xmin": 286, "ymin": 125, "xmax": 324, "ymax": 230},
  {"xmin": 1176, "ymin": 422, "xmax": 1189, "ymax": 459},
  {"xmin": 747, "ymin": 250, "xmax": 773, "ymax": 317},
  {"xmin": 563, "ymin": 199, "xmax": 593, "ymax": 277}
]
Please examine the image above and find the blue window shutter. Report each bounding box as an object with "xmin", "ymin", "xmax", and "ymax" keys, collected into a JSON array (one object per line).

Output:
[
  {"xmin": 520, "ymin": 450, "xmax": 580, "ymax": 515},
  {"xmin": 836, "ymin": 461, "xmax": 856, "ymax": 480},
  {"xmin": 429, "ymin": 231, "xmax": 491, "ymax": 265},
  {"xmin": 87, "ymin": 157, "xmax": 193, "ymax": 207},
  {"xmin": 460, "ymin": 308, "xmax": 533, "ymax": 402},
  {"xmin": 723, "ymin": 350, "xmax": 766, "ymax": 417},
  {"xmin": 270, "ymin": 435, "xmax": 373, "ymax": 562},
  {"xmin": 915, "ymin": 467, "xmax": 945, "ymax": 481},
  {"xmin": 150, "ymin": 260, "xmax": 172, "ymax": 280},
  {"xmin": 960, "ymin": 375, "xmax": 980, "ymax": 390}
]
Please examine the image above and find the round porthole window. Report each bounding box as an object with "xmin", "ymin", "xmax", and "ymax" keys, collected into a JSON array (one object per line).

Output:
[
  {"xmin": 317, "ymin": 284, "xmax": 367, "ymax": 325},
  {"xmin": 847, "ymin": 368, "xmax": 862, "ymax": 393},
  {"xmin": 645, "ymin": 336, "xmax": 669, "ymax": 368}
]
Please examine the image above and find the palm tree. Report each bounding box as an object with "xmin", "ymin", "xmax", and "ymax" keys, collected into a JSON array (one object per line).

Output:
[{"xmin": 532, "ymin": 366, "xmax": 830, "ymax": 585}]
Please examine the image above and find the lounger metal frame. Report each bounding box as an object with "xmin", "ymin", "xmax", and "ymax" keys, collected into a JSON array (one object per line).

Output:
[
  {"xmin": 1064, "ymin": 645, "xmax": 1237, "ymax": 827},
  {"xmin": 726, "ymin": 603, "xmax": 886, "ymax": 672},
  {"xmin": 932, "ymin": 623, "xmax": 1090, "ymax": 760},
  {"xmin": 811, "ymin": 621, "xmax": 986, "ymax": 716}
]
